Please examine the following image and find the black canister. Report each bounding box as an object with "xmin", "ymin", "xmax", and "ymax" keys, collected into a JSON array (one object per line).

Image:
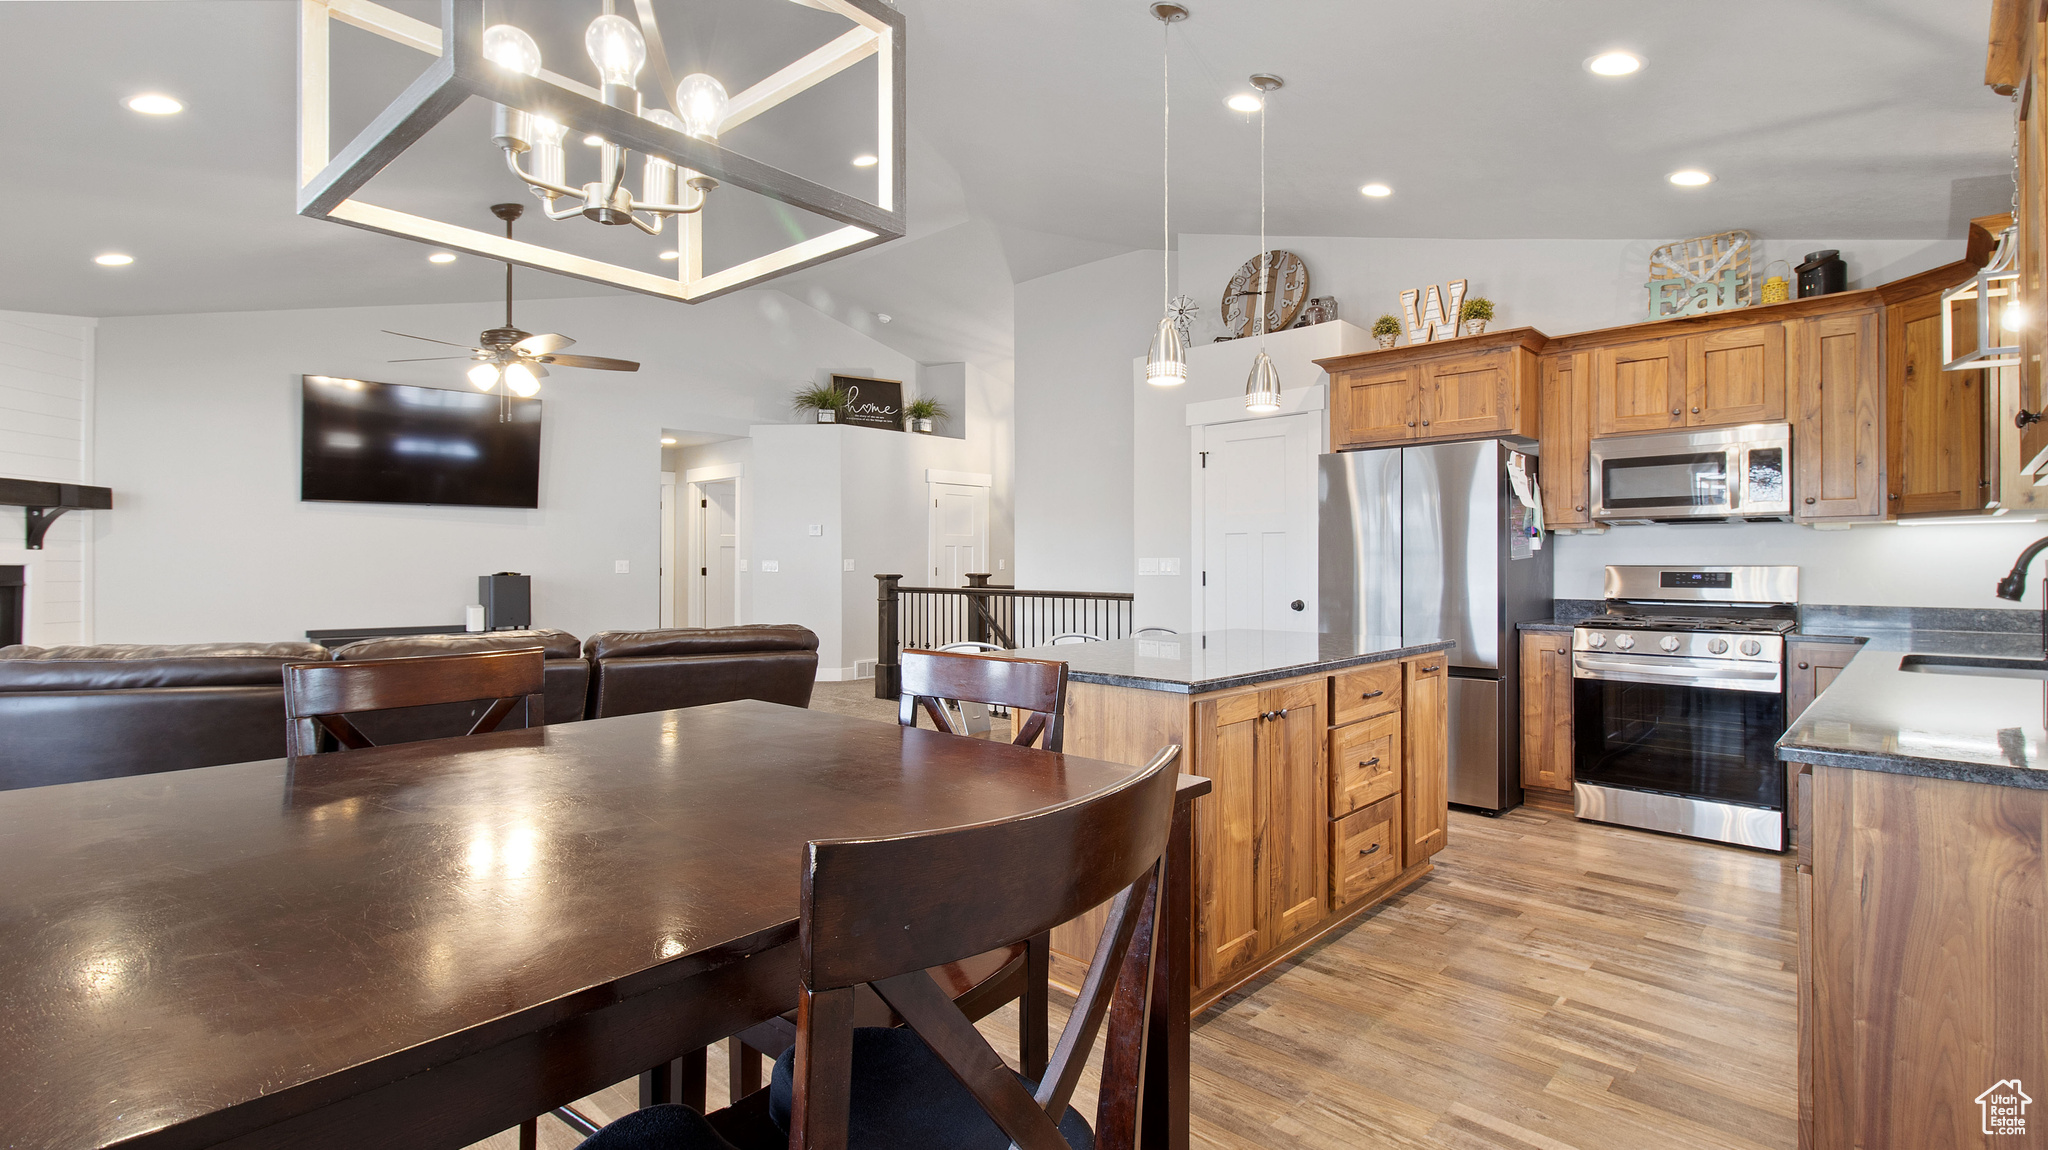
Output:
[{"xmin": 1796, "ymin": 249, "xmax": 1846, "ymax": 297}]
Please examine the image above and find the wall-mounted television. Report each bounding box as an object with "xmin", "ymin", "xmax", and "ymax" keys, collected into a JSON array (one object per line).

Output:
[{"xmin": 301, "ymin": 375, "xmax": 541, "ymax": 508}]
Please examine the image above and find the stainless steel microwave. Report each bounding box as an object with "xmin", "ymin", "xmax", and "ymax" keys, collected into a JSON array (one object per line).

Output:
[{"xmin": 1588, "ymin": 422, "xmax": 1792, "ymax": 523}]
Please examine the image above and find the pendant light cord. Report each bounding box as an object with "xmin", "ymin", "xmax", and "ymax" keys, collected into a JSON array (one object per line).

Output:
[
  {"xmin": 1161, "ymin": 20, "xmax": 1171, "ymax": 313},
  {"xmin": 1257, "ymin": 99, "xmax": 1267, "ymax": 347}
]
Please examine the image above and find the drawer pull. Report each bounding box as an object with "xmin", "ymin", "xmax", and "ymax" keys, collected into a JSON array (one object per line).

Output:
[
  {"xmin": 1359, "ymin": 756, "xmax": 1381, "ymax": 768},
  {"xmin": 1358, "ymin": 844, "xmax": 1381, "ymax": 857},
  {"xmin": 1362, "ymin": 689, "xmax": 1385, "ymax": 699},
  {"xmin": 1421, "ymin": 664, "xmax": 1441, "ymax": 673}
]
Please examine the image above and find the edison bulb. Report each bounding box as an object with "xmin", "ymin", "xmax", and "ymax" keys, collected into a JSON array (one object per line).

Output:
[
  {"xmin": 2004, "ymin": 303, "xmax": 2027, "ymax": 332},
  {"xmin": 529, "ymin": 116, "xmax": 569, "ymax": 147},
  {"xmin": 468, "ymin": 362, "xmax": 501, "ymax": 390},
  {"xmin": 483, "ymin": 24, "xmax": 542, "ymax": 76},
  {"xmin": 676, "ymin": 73, "xmax": 728, "ymax": 140},
  {"xmin": 504, "ymin": 363, "xmax": 540, "ymax": 396},
  {"xmin": 585, "ymin": 14, "xmax": 646, "ymax": 88}
]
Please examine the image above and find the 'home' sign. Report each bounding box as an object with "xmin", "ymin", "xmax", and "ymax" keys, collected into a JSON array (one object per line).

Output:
[{"xmin": 831, "ymin": 375, "xmax": 904, "ymax": 432}]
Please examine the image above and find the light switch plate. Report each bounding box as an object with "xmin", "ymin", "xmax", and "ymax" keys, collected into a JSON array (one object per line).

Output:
[
  {"xmin": 1138, "ymin": 558, "xmax": 1160, "ymax": 576},
  {"xmin": 808, "ymin": 524, "xmax": 824, "ymax": 537},
  {"xmin": 614, "ymin": 560, "xmax": 630, "ymax": 574},
  {"xmin": 761, "ymin": 560, "xmax": 780, "ymax": 572},
  {"xmin": 842, "ymin": 559, "xmax": 855, "ymax": 571},
  {"xmin": 1163, "ymin": 557, "xmax": 1181, "ymax": 575},
  {"xmin": 998, "ymin": 559, "xmax": 1006, "ymax": 570}
]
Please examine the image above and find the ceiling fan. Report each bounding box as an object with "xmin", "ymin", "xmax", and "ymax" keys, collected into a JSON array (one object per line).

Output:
[{"xmin": 384, "ymin": 202, "xmax": 640, "ymax": 397}]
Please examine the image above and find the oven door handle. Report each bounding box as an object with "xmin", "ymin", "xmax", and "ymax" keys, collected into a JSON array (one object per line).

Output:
[{"xmin": 1573, "ymin": 651, "xmax": 1782, "ymax": 688}]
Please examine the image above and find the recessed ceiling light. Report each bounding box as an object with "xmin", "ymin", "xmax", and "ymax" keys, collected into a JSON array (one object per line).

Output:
[
  {"xmin": 851, "ymin": 154, "xmax": 879, "ymax": 167},
  {"xmin": 93, "ymin": 253, "xmax": 134, "ymax": 266},
  {"xmin": 583, "ymin": 134, "xmax": 604, "ymax": 146},
  {"xmin": 125, "ymin": 93, "xmax": 184, "ymax": 115},
  {"xmin": 661, "ymin": 436, "xmax": 678, "ymax": 445},
  {"xmin": 658, "ymin": 250, "xmax": 679, "ymax": 260},
  {"xmin": 1585, "ymin": 51, "xmax": 1643, "ymax": 77},
  {"xmin": 1226, "ymin": 93, "xmax": 1262, "ymax": 113},
  {"xmin": 1668, "ymin": 168, "xmax": 1714, "ymax": 187},
  {"xmin": 1360, "ymin": 183, "xmax": 1391, "ymax": 198},
  {"xmin": 427, "ymin": 252, "xmax": 457, "ymax": 264}
]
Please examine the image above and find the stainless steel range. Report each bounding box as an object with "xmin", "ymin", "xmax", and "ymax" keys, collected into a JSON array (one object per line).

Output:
[{"xmin": 1571, "ymin": 565, "xmax": 1798, "ymax": 851}]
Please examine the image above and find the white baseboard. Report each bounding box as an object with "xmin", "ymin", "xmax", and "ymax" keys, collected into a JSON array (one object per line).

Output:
[{"xmin": 815, "ymin": 665, "xmax": 875, "ymax": 683}]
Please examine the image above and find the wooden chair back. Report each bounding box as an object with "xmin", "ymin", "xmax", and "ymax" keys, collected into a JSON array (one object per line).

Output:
[
  {"xmin": 282, "ymin": 648, "xmax": 546, "ymax": 759},
  {"xmin": 898, "ymin": 648, "xmax": 1068, "ymax": 751},
  {"xmin": 788, "ymin": 743, "xmax": 1183, "ymax": 1150}
]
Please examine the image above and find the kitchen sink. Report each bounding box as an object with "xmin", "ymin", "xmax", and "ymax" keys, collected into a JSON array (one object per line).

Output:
[{"xmin": 1899, "ymin": 654, "xmax": 2048, "ymax": 681}]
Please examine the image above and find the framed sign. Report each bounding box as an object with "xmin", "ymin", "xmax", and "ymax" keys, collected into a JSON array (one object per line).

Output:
[{"xmin": 832, "ymin": 375, "xmax": 904, "ymax": 432}]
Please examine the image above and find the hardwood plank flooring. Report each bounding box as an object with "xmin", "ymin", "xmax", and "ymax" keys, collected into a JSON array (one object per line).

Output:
[{"xmin": 467, "ymin": 687, "xmax": 1795, "ymax": 1150}]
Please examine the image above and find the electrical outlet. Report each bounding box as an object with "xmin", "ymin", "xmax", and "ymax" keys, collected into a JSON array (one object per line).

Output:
[
  {"xmin": 998, "ymin": 559, "xmax": 1006, "ymax": 571},
  {"xmin": 613, "ymin": 560, "xmax": 630, "ymax": 574},
  {"xmin": 843, "ymin": 559, "xmax": 855, "ymax": 571},
  {"xmin": 761, "ymin": 560, "xmax": 780, "ymax": 572},
  {"xmin": 808, "ymin": 524, "xmax": 824, "ymax": 537}
]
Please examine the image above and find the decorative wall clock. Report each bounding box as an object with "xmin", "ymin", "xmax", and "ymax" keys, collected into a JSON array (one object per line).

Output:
[{"xmin": 1221, "ymin": 250, "xmax": 1309, "ymax": 338}]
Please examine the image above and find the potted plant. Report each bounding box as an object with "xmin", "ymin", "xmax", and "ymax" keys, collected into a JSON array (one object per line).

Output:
[
  {"xmin": 904, "ymin": 396, "xmax": 948, "ymax": 434},
  {"xmin": 1371, "ymin": 313, "xmax": 1402, "ymax": 349},
  {"xmin": 792, "ymin": 383, "xmax": 847, "ymax": 424},
  {"xmin": 1460, "ymin": 296, "xmax": 1495, "ymax": 336}
]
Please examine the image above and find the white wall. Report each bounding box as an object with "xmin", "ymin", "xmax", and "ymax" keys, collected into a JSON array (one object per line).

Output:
[
  {"xmin": 91, "ymin": 291, "xmax": 919, "ymax": 644},
  {"xmin": 0, "ymin": 310, "xmax": 95, "ymax": 646},
  {"xmin": 1013, "ymin": 249, "xmax": 1160, "ymax": 593}
]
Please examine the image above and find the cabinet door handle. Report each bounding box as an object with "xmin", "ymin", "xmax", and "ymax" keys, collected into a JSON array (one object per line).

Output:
[
  {"xmin": 1362, "ymin": 689, "xmax": 1384, "ymax": 699},
  {"xmin": 1360, "ymin": 756, "xmax": 1381, "ymax": 767},
  {"xmin": 1691, "ymin": 406, "xmax": 1700, "ymax": 414},
  {"xmin": 1798, "ymin": 662, "xmax": 1810, "ymax": 669},
  {"xmin": 1421, "ymin": 664, "xmax": 1441, "ymax": 673},
  {"xmin": 1804, "ymin": 496, "xmax": 1816, "ymax": 505},
  {"xmin": 1557, "ymin": 648, "xmax": 1567, "ymax": 655},
  {"xmin": 1406, "ymin": 421, "xmax": 1417, "ymax": 428},
  {"xmin": 1574, "ymin": 505, "xmax": 1586, "ymax": 512},
  {"xmin": 1421, "ymin": 420, "xmax": 1430, "ymax": 427},
  {"xmin": 1358, "ymin": 843, "xmax": 1381, "ymax": 857},
  {"xmin": 1672, "ymin": 409, "xmax": 1682, "ymax": 417}
]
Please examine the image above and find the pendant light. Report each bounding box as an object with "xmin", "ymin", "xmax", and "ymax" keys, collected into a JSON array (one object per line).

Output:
[
  {"xmin": 1244, "ymin": 73, "xmax": 1283, "ymax": 412},
  {"xmin": 1143, "ymin": 4, "xmax": 1189, "ymax": 385}
]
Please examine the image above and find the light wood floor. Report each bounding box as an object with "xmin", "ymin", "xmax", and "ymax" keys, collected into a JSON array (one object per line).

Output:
[{"xmin": 471, "ymin": 683, "xmax": 1797, "ymax": 1150}]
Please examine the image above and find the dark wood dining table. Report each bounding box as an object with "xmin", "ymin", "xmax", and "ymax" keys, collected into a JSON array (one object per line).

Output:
[{"xmin": 0, "ymin": 700, "xmax": 1205, "ymax": 1150}]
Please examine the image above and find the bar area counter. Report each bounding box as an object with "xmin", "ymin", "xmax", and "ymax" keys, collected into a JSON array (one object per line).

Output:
[{"xmin": 1007, "ymin": 630, "xmax": 1455, "ymax": 1012}]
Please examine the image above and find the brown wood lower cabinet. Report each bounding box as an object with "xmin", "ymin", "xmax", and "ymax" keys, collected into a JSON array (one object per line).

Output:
[
  {"xmin": 1785, "ymin": 638, "xmax": 1861, "ymax": 833},
  {"xmin": 1049, "ymin": 650, "xmax": 1452, "ymax": 1013},
  {"xmin": 1518, "ymin": 631, "xmax": 1573, "ymax": 797}
]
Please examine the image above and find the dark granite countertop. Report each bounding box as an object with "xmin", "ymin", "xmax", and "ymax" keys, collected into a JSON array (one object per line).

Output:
[
  {"xmin": 1778, "ymin": 628, "xmax": 2048, "ymax": 791},
  {"xmin": 1517, "ymin": 620, "xmax": 1574, "ymax": 634},
  {"xmin": 1005, "ymin": 630, "xmax": 1455, "ymax": 695}
]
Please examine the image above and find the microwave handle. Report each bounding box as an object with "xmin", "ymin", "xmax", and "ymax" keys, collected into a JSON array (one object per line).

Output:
[{"xmin": 1729, "ymin": 446, "xmax": 1745, "ymax": 511}]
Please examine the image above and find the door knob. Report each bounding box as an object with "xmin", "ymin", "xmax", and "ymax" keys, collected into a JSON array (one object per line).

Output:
[{"xmin": 1290, "ymin": 599, "xmax": 1305, "ymax": 611}]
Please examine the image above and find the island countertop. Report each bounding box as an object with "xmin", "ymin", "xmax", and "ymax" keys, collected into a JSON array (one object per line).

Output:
[
  {"xmin": 1777, "ymin": 629, "xmax": 2048, "ymax": 790},
  {"xmin": 1004, "ymin": 630, "xmax": 1456, "ymax": 695}
]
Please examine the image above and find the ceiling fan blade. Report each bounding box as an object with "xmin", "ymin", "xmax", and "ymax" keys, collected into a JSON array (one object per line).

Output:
[
  {"xmin": 387, "ymin": 355, "xmax": 480, "ymax": 362},
  {"xmin": 542, "ymin": 353, "xmax": 641, "ymax": 372},
  {"xmin": 382, "ymin": 329, "xmax": 480, "ymax": 350},
  {"xmin": 514, "ymin": 332, "xmax": 575, "ymax": 356}
]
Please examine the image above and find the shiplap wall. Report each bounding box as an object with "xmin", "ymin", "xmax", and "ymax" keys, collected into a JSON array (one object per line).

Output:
[{"xmin": 0, "ymin": 310, "xmax": 95, "ymax": 646}]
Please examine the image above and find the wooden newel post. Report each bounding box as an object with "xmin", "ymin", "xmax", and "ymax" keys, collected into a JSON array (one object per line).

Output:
[
  {"xmin": 874, "ymin": 574, "xmax": 903, "ymax": 700},
  {"xmin": 965, "ymin": 573, "xmax": 992, "ymax": 646}
]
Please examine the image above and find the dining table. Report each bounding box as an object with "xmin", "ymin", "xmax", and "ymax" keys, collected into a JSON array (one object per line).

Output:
[{"xmin": 0, "ymin": 699, "xmax": 1207, "ymax": 1150}]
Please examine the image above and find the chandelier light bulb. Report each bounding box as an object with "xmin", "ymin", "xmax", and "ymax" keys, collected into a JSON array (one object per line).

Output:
[
  {"xmin": 529, "ymin": 116, "xmax": 569, "ymax": 147},
  {"xmin": 2004, "ymin": 302, "xmax": 2026, "ymax": 331},
  {"xmin": 503, "ymin": 363, "xmax": 541, "ymax": 396},
  {"xmin": 482, "ymin": 24, "xmax": 543, "ymax": 76},
  {"xmin": 585, "ymin": 14, "xmax": 647, "ymax": 88},
  {"xmin": 468, "ymin": 362, "xmax": 501, "ymax": 390},
  {"xmin": 642, "ymin": 109, "xmax": 685, "ymax": 205},
  {"xmin": 677, "ymin": 73, "xmax": 730, "ymax": 140}
]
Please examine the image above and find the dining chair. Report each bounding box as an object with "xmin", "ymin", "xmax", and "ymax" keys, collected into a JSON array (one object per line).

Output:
[
  {"xmin": 932, "ymin": 641, "xmax": 1007, "ymax": 735},
  {"xmin": 724, "ymin": 647, "xmax": 1072, "ymax": 1104},
  {"xmin": 1048, "ymin": 632, "xmax": 1102, "ymax": 645},
  {"xmin": 575, "ymin": 743, "xmax": 1183, "ymax": 1150},
  {"xmin": 1134, "ymin": 626, "xmax": 1178, "ymax": 636},
  {"xmin": 281, "ymin": 648, "xmax": 546, "ymax": 759}
]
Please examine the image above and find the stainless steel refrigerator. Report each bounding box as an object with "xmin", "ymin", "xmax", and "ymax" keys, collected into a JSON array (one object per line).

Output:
[{"xmin": 1319, "ymin": 440, "xmax": 1553, "ymax": 813}]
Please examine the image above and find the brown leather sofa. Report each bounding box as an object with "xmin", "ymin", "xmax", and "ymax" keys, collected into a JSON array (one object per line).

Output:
[
  {"xmin": 583, "ymin": 625, "xmax": 819, "ymax": 718},
  {"xmin": 328, "ymin": 629, "xmax": 588, "ymax": 742},
  {"xmin": 0, "ymin": 642, "xmax": 329, "ymax": 791}
]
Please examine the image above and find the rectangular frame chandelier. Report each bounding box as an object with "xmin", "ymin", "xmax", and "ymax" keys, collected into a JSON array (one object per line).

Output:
[{"xmin": 297, "ymin": 0, "xmax": 906, "ymax": 303}]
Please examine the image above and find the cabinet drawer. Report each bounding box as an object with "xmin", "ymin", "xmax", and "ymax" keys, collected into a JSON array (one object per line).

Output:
[
  {"xmin": 1331, "ymin": 662, "xmax": 1402, "ymax": 726},
  {"xmin": 1331, "ymin": 794, "xmax": 1403, "ymax": 906},
  {"xmin": 1330, "ymin": 712, "xmax": 1401, "ymax": 817}
]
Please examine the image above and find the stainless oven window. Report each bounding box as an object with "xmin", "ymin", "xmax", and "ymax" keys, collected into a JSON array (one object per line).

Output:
[
  {"xmin": 1599, "ymin": 452, "xmax": 1730, "ymax": 510},
  {"xmin": 1572, "ymin": 677, "xmax": 1786, "ymax": 809}
]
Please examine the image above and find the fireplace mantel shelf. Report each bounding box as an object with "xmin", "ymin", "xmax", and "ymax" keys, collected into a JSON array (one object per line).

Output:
[{"xmin": 0, "ymin": 478, "xmax": 112, "ymax": 550}]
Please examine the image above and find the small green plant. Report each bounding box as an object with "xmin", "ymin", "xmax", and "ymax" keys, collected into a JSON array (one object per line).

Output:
[
  {"xmin": 791, "ymin": 383, "xmax": 847, "ymax": 413},
  {"xmin": 1371, "ymin": 313, "xmax": 1402, "ymax": 338},
  {"xmin": 905, "ymin": 396, "xmax": 947, "ymax": 422},
  {"xmin": 1460, "ymin": 296, "xmax": 1496, "ymax": 323}
]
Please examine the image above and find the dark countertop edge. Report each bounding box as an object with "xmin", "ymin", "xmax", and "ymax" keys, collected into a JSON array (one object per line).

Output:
[
  {"xmin": 1516, "ymin": 621, "xmax": 1574, "ymax": 634},
  {"xmin": 1786, "ymin": 632, "xmax": 1868, "ymax": 645},
  {"xmin": 1778, "ymin": 745, "xmax": 2048, "ymax": 791},
  {"xmin": 1066, "ymin": 639, "xmax": 1455, "ymax": 695}
]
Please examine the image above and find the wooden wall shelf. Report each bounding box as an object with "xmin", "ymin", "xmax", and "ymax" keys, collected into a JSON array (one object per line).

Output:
[{"xmin": 0, "ymin": 478, "xmax": 112, "ymax": 551}]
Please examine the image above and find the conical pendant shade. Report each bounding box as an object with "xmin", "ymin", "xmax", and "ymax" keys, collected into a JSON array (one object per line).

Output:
[
  {"xmin": 1245, "ymin": 350, "xmax": 1281, "ymax": 412},
  {"xmin": 1145, "ymin": 316, "xmax": 1188, "ymax": 385}
]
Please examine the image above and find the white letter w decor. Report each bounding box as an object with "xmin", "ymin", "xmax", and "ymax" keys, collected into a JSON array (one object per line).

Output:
[{"xmin": 1401, "ymin": 278, "xmax": 1467, "ymax": 343}]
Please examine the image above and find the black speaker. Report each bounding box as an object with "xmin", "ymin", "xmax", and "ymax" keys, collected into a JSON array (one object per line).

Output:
[{"xmin": 480, "ymin": 572, "xmax": 531, "ymax": 631}]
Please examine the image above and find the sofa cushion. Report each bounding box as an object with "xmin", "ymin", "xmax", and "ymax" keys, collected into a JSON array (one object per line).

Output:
[
  {"xmin": 330, "ymin": 632, "xmax": 590, "ymax": 731},
  {"xmin": 584, "ymin": 625, "xmax": 819, "ymax": 661},
  {"xmin": 0, "ymin": 642, "xmax": 329, "ymax": 691},
  {"xmin": 330, "ymin": 629, "xmax": 583, "ymax": 662}
]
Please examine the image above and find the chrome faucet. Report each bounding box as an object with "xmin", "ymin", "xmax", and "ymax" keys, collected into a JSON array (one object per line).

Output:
[{"xmin": 1995, "ymin": 535, "xmax": 2048, "ymax": 654}]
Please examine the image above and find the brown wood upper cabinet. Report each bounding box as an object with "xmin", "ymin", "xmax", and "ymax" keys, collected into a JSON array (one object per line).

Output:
[
  {"xmin": 1322, "ymin": 332, "xmax": 1542, "ymax": 451},
  {"xmin": 1791, "ymin": 310, "xmax": 1884, "ymax": 523},
  {"xmin": 1540, "ymin": 351, "xmax": 1594, "ymax": 530},
  {"xmin": 1591, "ymin": 325, "xmax": 1786, "ymax": 437},
  {"xmin": 1885, "ymin": 283, "xmax": 1985, "ymax": 516},
  {"xmin": 1518, "ymin": 631, "xmax": 1572, "ymax": 793}
]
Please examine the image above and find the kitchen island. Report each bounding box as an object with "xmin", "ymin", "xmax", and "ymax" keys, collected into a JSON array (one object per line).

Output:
[
  {"xmin": 1006, "ymin": 630, "xmax": 1456, "ymax": 1012},
  {"xmin": 1776, "ymin": 636, "xmax": 2046, "ymax": 1150}
]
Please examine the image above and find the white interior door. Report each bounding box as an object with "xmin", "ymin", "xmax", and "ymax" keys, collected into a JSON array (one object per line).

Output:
[
  {"xmin": 928, "ymin": 482, "xmax": 989, "ymax": 586},
  {"xmin": 1201, "ymin": 413, "xmax": 1319, "ymax": 632},
  {"xmin": 659, "ymin": 473, "xmax": 676, "ymax": 627},
  {"xmin": 698, "ymin": 478, "xmax": 739, "ymax": 627}
]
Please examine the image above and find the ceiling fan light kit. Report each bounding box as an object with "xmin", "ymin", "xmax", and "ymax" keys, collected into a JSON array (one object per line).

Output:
[{"xmin": 297, "ymin": 0, "xmax": 905, "ymax": 304}]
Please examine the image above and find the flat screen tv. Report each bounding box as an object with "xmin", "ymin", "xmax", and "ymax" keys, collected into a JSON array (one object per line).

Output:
[{"xmin": 301, "ymin": 375, "xmax": 541, "ymax": 508}]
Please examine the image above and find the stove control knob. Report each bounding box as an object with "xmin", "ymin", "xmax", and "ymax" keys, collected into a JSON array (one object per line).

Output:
[
  {"xmin": 1708, "ymin": 638, "xmax": 1730, "ymax": 655},
  {"xmin": 1584, "ymin": 632, "xmax": 1607, "ymax": 649},
  {"xmin": 1615, "ymin": 634, "xmax": 1636, "ymax": 651},
  {"xmin": 1660, "ymin": 636, "xmax": 1681, "ymax": 652},
  {"xmin": 1740, "ymin": 639, "xmax": 1762, "ymax": 657}
]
